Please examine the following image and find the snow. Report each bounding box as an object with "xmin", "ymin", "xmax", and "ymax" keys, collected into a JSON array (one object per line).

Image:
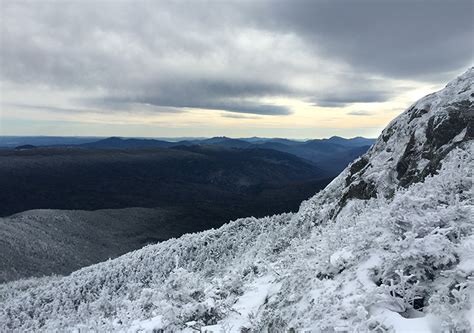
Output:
[
  {"xmin": 202, "ymin": 275, "xmax": 282, "ymax": 332},
  {"xmin": 468, "ymin": 289, "xmax": 474, "ymax": 330},
  {"xmin": 330, "ymin": 249, "xmax": 354, "ymax": 269},
  {"xmin": 129, "ymin": 315, "xmax": 164, "ymax": 332},
  {"xmin": 457, "ymin": 235, "xmax": 474, "ymax": 275},
  {"xmin": 355, "ymin": 254, "xmax": 382, "ymax": 288},
  {"xmin": 201, "ymin": 324, "xmax": 222, "ymax": 332},
  {"xmin": 371, "ymin": 307, "xmax": 442, "ymax": 333}
]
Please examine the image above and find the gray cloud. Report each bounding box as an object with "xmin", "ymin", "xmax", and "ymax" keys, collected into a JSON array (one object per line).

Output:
[
  {"xmin": 258, "ymin": 0, "xmax": 474, "ymax": 80},
  {"xmin": 221, "ymin": 113, "xmax": 261, "ymax": 119},
  {"xmin": 309, "ymin": 74, "xmax": 404, "ymax": 107},
  {"xmin": 1, "ymin": 1, "xmax": 300, "ymax": 115},
  {"xmin": 1, "ymin": 0, "xmax": 472, "ymax": 118},
  {"xmin": 5, "ymin": 103, "xmax": 91, "ymax": 114},
  {"xmin": 347, "ymin": 110, "xmax": 374, "ymax": 116},
  {"xmin": 97, "ymin": 97, "xmax": 291, "ymax": 116},
  {"xmin": 315, "ymin": 97, "xmax": 383, "ymax": 108},
  {"xmin": 86, "ymin": 78, "xmax": 294, "ymax": 115},
  {"xmin": 7, "ymin": 102, "xmax": 184, "ymax": 115},
  {"xmin": 211, "ymin": 103, "xmax": 290, "ymax": 115},
  {"xmin": 311, "ymin": 87, "xmax": 396, "ymax": 107}
]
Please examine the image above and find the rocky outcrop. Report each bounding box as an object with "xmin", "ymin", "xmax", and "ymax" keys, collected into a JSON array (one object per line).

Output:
[
  {"xmin": 301, "ymin": 67, "xmax": 473, "ymax": 219},
  {"xmin": 397, "ymin": 98, "xmax": 473, "ymax": 187}
]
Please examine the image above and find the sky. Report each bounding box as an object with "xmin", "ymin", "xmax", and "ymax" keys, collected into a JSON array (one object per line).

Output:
[{"xmin": 1, "ymin": 0, "xmax": 473, "ymax": 139}]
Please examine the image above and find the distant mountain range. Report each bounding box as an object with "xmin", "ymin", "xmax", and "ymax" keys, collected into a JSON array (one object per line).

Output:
[
  {"xmin": 0, "ymin": 136, "xmax": 375, "ymax": 148},
  {"xmin": 0, "ymin": 136, "xmax": 100, "ymax": 147},
  {"xmin": 77, "ymin": 135, "xmax": 374, "ymax": 149},
  {"xmin": 78, "ymin": 135, "xmax": 375, "ymax": 175},
  {"xmin": 1, "ymin": 135, "xmax": 375, "ymax": 176}
]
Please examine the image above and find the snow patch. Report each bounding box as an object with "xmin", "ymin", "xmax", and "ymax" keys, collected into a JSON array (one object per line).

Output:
[
  {"xmin": 330, "ymin": 249, "xmax": 354, "ymax": 269},
  {"xmin": 372, "ymin": 307, "xmax": 442, "ymax": 333},
  {"xmin": 129, "ymin": 315, "xmax": 164, "ymax": 332},
  {"xmin": 202, "ymin": 275, "xmax": 281, "ymax": 332}
]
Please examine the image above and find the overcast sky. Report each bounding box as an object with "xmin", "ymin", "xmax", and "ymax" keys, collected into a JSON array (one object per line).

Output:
[{"xmin": 1, "ymin": 0, "xmax": 473, "ymax": 138}]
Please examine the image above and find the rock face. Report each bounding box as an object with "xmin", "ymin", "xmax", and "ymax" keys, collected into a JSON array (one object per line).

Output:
[
  {"xmin": 0, "ymin": 69, "xmax": 473, "ymax": 332},
  {"xmin": 299, "ymin": 67, "xmax": 473, "ymax": 220},
  {"xmin": 378, "ymin": 70, "xmax": 472, "ymax": 187},
  {"xmin": 396, "ymin": 97, "xmax": 472, "ymax": 187}
]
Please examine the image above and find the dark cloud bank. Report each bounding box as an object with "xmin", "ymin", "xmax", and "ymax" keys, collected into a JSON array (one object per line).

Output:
[{"xmin": 1, "ymin": 0, "xmax": 472, "ymax": 115}]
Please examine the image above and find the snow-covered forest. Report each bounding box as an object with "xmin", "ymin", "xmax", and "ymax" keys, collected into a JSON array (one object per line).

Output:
[{"xmin": 0, "ymin": 68, "xmax": 473, "ymax": 331}]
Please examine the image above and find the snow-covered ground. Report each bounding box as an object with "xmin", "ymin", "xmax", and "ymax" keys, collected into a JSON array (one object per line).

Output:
[{"xmin": 0, "ymin": 68, "xmax": 473, "ymax": 332}]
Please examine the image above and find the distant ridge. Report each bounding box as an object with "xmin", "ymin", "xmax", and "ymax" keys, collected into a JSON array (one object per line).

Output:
[
  {"xmin": 79, "ymin": 136, "xmax": 177, "ymax": 149},
  {"xmin": 2, "ymin": 135, "xmax": 376, "ymax": 176},
  {"xmin": 76, "ymin": 135, "xmax": 375, "ymax": 175}
]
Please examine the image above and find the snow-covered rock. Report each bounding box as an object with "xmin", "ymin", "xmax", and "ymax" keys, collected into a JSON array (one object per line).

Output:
[
  {"xmin": 0, "ymin": 68, "xmax": 473, "ymax": 332},
  {"xmin": 330, "ymin": 249, "xmax": 354, "ymax": 269}
]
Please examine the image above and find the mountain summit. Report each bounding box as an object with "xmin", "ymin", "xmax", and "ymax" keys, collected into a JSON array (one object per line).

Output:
[{"xmin": 1, "ymin": 69, "xmax": 473, "ymax": 332}]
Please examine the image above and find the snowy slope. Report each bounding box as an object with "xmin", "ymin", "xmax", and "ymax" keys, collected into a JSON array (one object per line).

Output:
[{"xmin": 0, "ymin": 68, "xmax": 473, "ymax": 332}]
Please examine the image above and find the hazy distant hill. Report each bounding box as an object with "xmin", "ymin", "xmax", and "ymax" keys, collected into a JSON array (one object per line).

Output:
[
  {"xmin": 79, "ymin": 136, "xmax": 178, "ymax": 149},
  {"xmin": 255, "ymin": 139, "xmax": 373, "ymax": 174},
  {"xmin": 322, "ymin": 135, "xmax": 375, "ymax": 147},
  {"xmin": 0, "ymin": 136, "xmax": 100, "ymax": 148},
  {"xmin": 195, "ymin": 136, "xmax": 252, "ymax": 148}
]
